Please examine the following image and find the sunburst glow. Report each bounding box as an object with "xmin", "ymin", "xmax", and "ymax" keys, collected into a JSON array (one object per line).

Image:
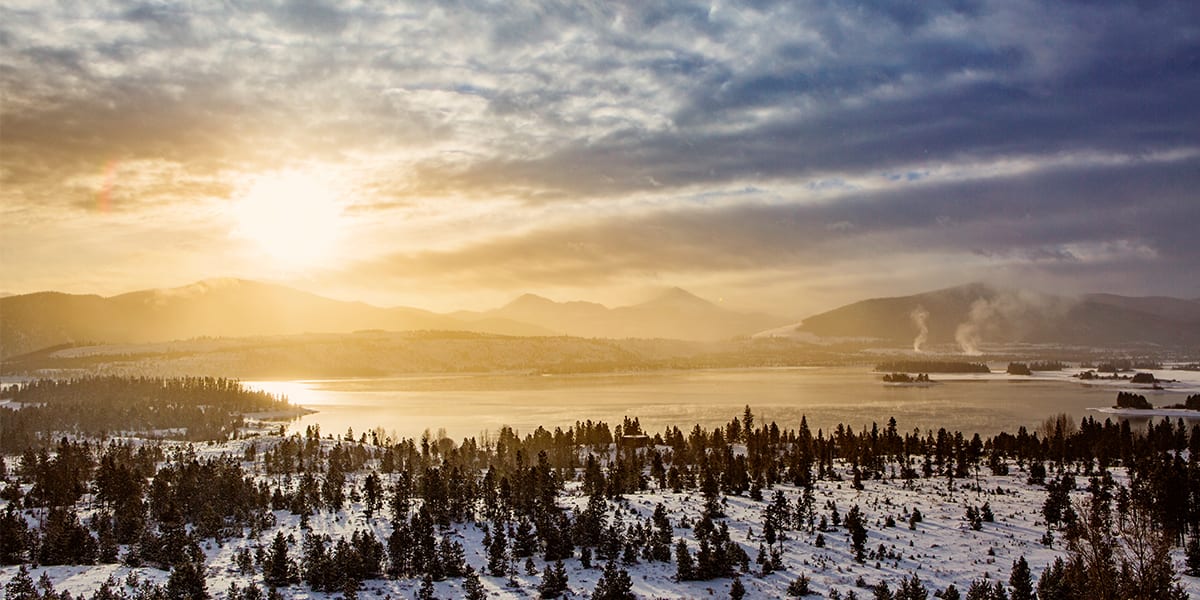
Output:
[{"xmin": 232, "ymin": 170, "xmax": 346, "ymax": 269}]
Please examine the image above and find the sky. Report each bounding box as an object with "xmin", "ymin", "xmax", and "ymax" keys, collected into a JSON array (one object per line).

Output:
[{"xmin": 2, "ymin": 0, "xmax": 1198, "ymax": 317}]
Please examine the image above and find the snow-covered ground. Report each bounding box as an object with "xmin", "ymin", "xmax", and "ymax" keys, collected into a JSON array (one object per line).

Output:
[{"xmin": 5, "ymin": 432, "xmax": 1199, "ymax": 599}]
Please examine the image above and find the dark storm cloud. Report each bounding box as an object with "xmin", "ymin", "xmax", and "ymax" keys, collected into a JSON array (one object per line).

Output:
[{"xmin": 410, "ymin": 1, "xmax": 1200, "ymax": 200}]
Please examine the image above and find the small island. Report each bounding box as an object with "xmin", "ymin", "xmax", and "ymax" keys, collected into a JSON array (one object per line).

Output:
[
  {"xmin": 1166, "ymin": 394, "xmax": 1200, "ymax": 411},
  {"xmin": 1115, "ymin": 391, "xmax": 1153, "ymax": 410},
  {"xmin": 880, "ymin": 372, "xmax": 937, "ymax": 386},
  {"xmin": 1088, "ymin": 392, "xmax": 1200, "ymax": 419},
  {"xmin": 1006, "ymin": 362, "xmax": 1032, "ymax": 376},
  {"xmin": 1006, "ymin": 361, "xmax": 1068, "ymax": 375},
  {"xmin": 1077, "ymin": 370, "xmax": 1137, "ymax": 381},
  {"xmin": 1076, "ymin": 370, "xmax": 1169, "ymax": 389}
]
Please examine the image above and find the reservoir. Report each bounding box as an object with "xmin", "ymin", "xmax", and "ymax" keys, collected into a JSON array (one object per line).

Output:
[{"xmin": 244, "ymin": 366, "xmax": 1200, "ymax": 443}]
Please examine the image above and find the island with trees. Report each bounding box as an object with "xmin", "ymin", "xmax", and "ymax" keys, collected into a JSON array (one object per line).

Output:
[{"xmin": 880, "ymin": 373, "xmax": 935, "ymax": 385}]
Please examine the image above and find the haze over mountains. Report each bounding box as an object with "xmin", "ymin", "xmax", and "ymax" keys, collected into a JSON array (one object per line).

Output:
[
  {"xmin": 0, "ymin": 279, "xmax": 789, "ymax": 358},
  {"xmin": 783, "ymin": 283, "xmax": 1200, "ymax": 352},
  {"xmin": 2, "ymin": 279, "xmax": 1198, "ymax": 361},
  {"xmin": 456, "ymin": 287, "xmax": 786, "ymax": 342}
]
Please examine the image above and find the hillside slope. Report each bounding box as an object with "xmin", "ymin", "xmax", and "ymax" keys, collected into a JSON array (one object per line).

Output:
[{"xmin": 789, "ymin": 283, "xmax": 1200, "ymax": 349}]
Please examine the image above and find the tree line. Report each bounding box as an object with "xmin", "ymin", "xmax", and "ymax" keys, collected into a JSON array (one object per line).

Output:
[{"xmin": 0, "ymin": 377, "xmax": 294, "ymax": 452}]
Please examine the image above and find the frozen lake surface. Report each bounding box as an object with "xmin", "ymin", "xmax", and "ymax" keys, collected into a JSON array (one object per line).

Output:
[{"xmin": 244, "ymin": 365, "xmax": 1200, "ymax": 442}]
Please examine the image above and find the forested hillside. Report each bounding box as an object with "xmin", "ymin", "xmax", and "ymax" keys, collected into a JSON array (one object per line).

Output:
[{"xmin": 1, "ymin": 390, "xmax": 1198, "ymax": 599}]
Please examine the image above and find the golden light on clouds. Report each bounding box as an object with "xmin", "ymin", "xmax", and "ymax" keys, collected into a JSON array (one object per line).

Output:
[
  {"xmin": 0, "ymin": 1, "xmax": 1196, "ymax": 310},
  {"xmin": 231, "ymin": 170, "xmax": 348, "ymax": 271}
]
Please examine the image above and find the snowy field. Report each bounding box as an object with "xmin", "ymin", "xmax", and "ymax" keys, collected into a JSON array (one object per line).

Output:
[{"xmin": 4, "ymin": 431, "xmax": 1199, "ymax": 599}]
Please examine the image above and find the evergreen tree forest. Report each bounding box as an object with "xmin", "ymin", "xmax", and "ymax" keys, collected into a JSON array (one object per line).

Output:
[
  {"xmin": 0, "ymin": 377, "xmax": 294, "ymax": 451},
  {"xmin": 0, "ymin": 380, "xmax": 1198, "ymax": 598}
]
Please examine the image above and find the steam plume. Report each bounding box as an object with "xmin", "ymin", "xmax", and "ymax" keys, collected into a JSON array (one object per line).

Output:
[
  {"xmin": 955, "ymin": 299, "xmax": 988, "ymax": 355},
  {"xmin": 952, "ymin": 289, "xmax": 1073, "ymax": 355},
  {"xmin": 910, "ymin": 305, "xmax": 929, "ymax": 353}
]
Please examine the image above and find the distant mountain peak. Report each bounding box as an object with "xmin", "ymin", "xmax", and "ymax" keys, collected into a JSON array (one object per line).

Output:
[
  {"xmin": 149, "ymin": 277, "xmax": 255, "ymax": 297},
  {"xmin": 502, "ymin": 293, "xmax": 557, "ymax": 310},
  {"xmin": 923, "ymin": 281, "xmax": 998, "ymax": 298},
  {"xmin": 645, "ymin": 286, "xmax": 713, "ymax": 307},
  {"xmin": 180, "ymin": 277, "xmax": 251, "ymax": 290}
]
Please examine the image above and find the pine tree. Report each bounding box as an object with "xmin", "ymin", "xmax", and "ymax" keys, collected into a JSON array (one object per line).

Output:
[
  {"xmin": 363, "ymin": 471, "xmax": 382, "ymax": 519},
  {"xmin": 787, "ymin": 573, "xmax": 813, "ymax": 597},
  {"xmin": 1009, "ymin": 556, "xmax": 1034, "ymax": 600},
  {"xmin": 543, "ymin": 512, "xmax": 575, "ymax": 562},
  {"xmin": 964, "ymin": 579, "xmax": 990, "ymax": 600},
  {"xmin": 1037, "ymin": 557, "xmax": 1070, "ymax": 600},
  {"xmin": 898, "ymin": 574, "xmax": 927, "ymax": 600},
  {"xmin": 35, "ymin": 572, "xmax": 56, "ymax": 598},
  {"xmin": 539, "ymin": 564, "xmax": 560, "ymax": 599},
  {"xmin": 845, "ymin": 505, "xmax": 868, "ymax": 562},
  {"xmin": 872, "ymin": 580, "xmax": 892, "ymax": 600},
  {"xmin": 674, "ymin": 538, "xmax": 694, "ymax": 581},
  {"xmin": 388, "ymin": 521, "xmax": 413, "ymax": 577},
  {"xmin": 263, "ymin": 531, "xmax": 293, "ymax": 586},
  {"xmin": 438, "ymin": 538, "xmax": 468, "ymax": 578},
  {"xmin": 0, "ymin": 503, "xmax": 29, "ymax": 564},
  {"xmin": 965, "ymin": 506, "xmax": 982, "ymax": 531},
  {"xmin": 4, "ymin": 565, "xmax": 36, "ymax": 600},
  {"xmin": 38, "ymin": 505, "xmax": 97, "ymax": 565},
  {"xmin": 487, "ymin": 523, "xmax": 509, "ymax": 576},
  {"xmin": 538, "ymin": 560, "xmax": 569, "ymax": 599},
  {"xmin": 92, "ymin": 576, "xmax": 126, "ymax": 600},
  {"xmin": 96, "ymin": 515, "xmax": 119, "ymax": 564},
  {"xmin": 553, "ymin": 561, "xmax": 570, "ymax": 596},
  {"xmin": 462, "ymin": 567, "xmax": 486, "ymax": 600},
  {"xmin": 940, "ymin": 584, "xmax": 961, "ymax": 600},
  {"xmin": 514, "ymin": 517, "xmax": 539, "ymax": 558},
  {"xmin": 417, "ymin": 573, "xmax": 437, "ymax": 600},
  {"xmin": 592, "ymin": 561, "xmax": 635, "ymax": 600},
  {"xmin": 730, "ymin": 576, "xmax": 746, "ymax": 600},
  {"xmin": 301, "ymin": 533, "xmax": 332, "ymax": 590},
  {"xmin": 991, "ymin": 581, "xmax": 1008, "ymax": 600},
  {"xmin": 166, "ymin": 559, "xmax": 209, "ymax": 600},
  {"xmin": 756, "ymin": 543, "xmax": 772, "ymax": 575}
]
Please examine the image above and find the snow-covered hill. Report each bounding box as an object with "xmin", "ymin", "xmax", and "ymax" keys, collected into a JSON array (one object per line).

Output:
[{"xmin": 4, "ymin": 429, "xmax": 1197, "ymax": 599}]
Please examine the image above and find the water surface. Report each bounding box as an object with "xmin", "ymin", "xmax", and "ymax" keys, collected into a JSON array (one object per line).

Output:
[{"xmin": 244, "ymin": 366, "xmax": 1200, "ymax": 443}]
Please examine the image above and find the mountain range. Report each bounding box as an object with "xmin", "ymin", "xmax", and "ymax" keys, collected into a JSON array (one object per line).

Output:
[
  {"xmin": 0, "ymin": 279, "xmax": 788, "ymax": 358},
  {"xmin": 455, "ymin": 287, "xmax": 785, "ymax": 341},
  {"xmin": 3, "ymin": 279, "xmax": 1198, "ymax": 360}
]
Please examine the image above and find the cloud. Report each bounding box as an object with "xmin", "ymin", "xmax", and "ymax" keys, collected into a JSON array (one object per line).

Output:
[
  {"xmin": 1, "ymin": 0, "xmax": 1197, "ymax": 307},
  {"xmin": 329, "ymin": 154, "xmax": 1199, "ymax": 295}
]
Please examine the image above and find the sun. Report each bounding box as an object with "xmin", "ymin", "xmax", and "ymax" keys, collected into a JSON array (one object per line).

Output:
[{"xmin": 232, "ymin": 170, "xmax": 347, "ymax": 269}]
